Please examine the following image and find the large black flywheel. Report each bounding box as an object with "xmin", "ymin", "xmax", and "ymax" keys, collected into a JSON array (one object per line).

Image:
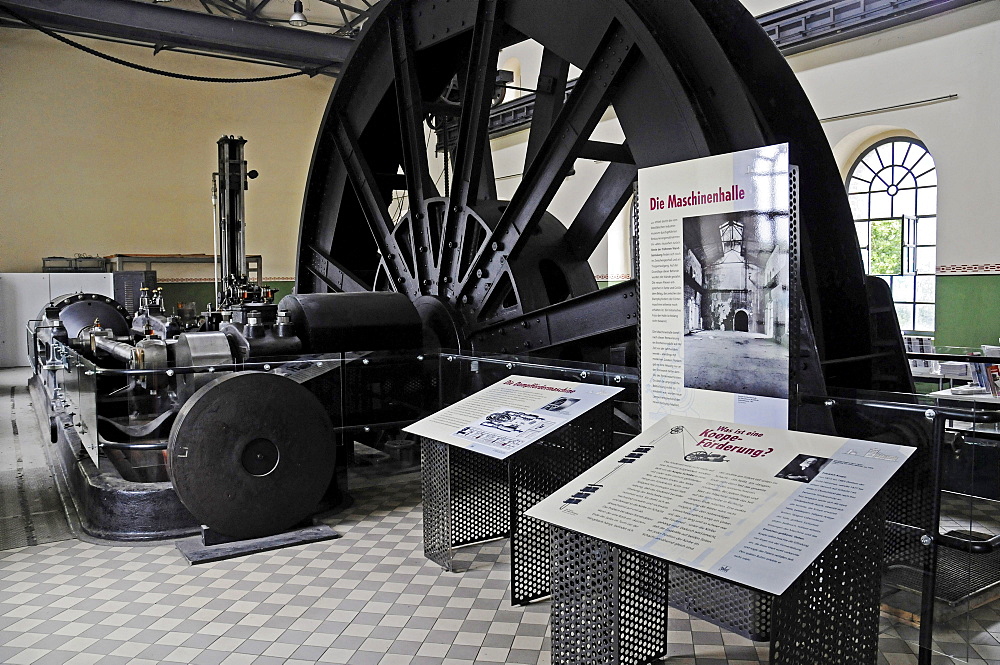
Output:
[
  {"xmin": 167, "ymin": 372, "xmax": 336, "ymax": 540},
  {"xmin": 298, "ymin": 0, "xmax": 874, "ymax": 382}
]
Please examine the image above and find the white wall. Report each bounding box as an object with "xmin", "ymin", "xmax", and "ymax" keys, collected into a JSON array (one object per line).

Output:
[
  {"xmin": 0, "ymin": 273, "xmax": 114, "ymax": 367},
  {"xmin": 789, "ymin": 0, "xmax": 1000, "ymax": 272},
  {"xmin": 742, "ymin": 0, "xmax": 800, "ymax": 15}
]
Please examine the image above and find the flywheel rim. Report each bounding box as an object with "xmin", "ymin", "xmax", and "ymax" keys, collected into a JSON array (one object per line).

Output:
[{"xmin": 297, "ymin": 0, "xmax": 872, "ymax": 370}]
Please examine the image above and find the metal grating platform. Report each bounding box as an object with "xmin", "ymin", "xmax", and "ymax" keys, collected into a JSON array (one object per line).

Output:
[
  {"xmin": 883, "ymin": 491, "xmax": 1000, "ymax": 609},
  {"xmin": 885, "ymin": 547, "xmax": 1000, "ymax": 608}
]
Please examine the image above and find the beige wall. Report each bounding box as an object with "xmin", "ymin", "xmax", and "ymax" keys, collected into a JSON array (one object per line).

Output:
[
  {"xmin": 4, "ymin": 2, "xmax": 999, "ymax": 281},
  {"xmin": 0, "ymin": 29, "xmax": 334, "ymax": 279}
]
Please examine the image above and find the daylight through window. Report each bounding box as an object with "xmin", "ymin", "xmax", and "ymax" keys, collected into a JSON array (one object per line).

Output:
[{"xmin": 846, "ymin": 138, "xmax": 937, "ymax": 333}]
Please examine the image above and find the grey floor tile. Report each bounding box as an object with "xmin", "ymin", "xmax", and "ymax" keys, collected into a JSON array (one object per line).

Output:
[
  {"xmin": 251, "ymin": 656, "xmax": 287, "ymax": 665},
  {"xmin": 191, "ymin": 650, "xmax": 230, "ymax": 665},
  {"xmin": 1, "ymin": 386, "xmax": 1000, "ymax": 665},
  {"xmin": 183, "ymin": 634, "xmax": 223, "ymax": 649},
  {"xmin": 446, "ymin": 644, "xmax": 480, "ymax": 660},
  {"xmin": 348, "ymin": 650, "xmax": 385, "ymax": 665}
]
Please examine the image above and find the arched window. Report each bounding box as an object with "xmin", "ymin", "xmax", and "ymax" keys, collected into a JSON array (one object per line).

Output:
[{"xmin": 846, "ymin": 138, "xmax": 937, "ymax": 333}]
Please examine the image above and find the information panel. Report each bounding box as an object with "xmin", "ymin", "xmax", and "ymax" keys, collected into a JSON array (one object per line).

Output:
[
  {"xmin": 404, "ymin": 375, "xmax": 622, "ymax": 459},
  {"xmin": 526, "ymin": 413, "xmax": 913, "ymax": 595},
  {"xmin": 638, "ymin": 144, "xmax": 791, "ymax": 429}
]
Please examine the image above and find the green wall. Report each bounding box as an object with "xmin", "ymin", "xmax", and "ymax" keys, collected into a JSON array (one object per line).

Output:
[
  {"xmin": 158, "ymin": 281, "xmax": 296, "ymax": 314},
  {"xmin": 934, "ymin": 275, "xmax": 1000, "ymax": 349}
]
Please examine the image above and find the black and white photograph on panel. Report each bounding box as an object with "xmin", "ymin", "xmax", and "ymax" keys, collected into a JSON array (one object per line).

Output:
[{"xmin": 682, "ymin": 210, "xmax": 790, "ymax": 399}]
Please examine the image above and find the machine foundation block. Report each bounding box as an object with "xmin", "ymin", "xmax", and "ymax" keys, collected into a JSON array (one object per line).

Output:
[{"xmin": 176, "ymin": 524, "xmax": 341, "ymax": 564}]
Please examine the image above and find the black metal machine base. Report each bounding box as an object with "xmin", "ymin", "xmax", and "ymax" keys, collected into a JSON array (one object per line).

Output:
[
  {"xmin": 176, "ymin": 524, "xmax": 341, "ymax": 565},
  {"xmin": 29, "ymin": 375, "xmax": 200, "ymax": 542}
]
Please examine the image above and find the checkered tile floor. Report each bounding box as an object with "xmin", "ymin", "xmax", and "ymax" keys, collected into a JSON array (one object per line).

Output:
[{"xmin": 2, "ymin": 368, "xmax": 1000, "ymax": 664}]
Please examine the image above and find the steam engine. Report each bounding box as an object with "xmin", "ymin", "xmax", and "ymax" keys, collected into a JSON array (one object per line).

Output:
[{"xmin": 29, "ymin": 137, "xmax": 427, "ymax": 542}]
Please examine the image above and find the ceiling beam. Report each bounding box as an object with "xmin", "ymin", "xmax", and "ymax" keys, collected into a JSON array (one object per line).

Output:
[{"xmin": 0, "ymin": 0, "xmax": 355, "ymax": 71}]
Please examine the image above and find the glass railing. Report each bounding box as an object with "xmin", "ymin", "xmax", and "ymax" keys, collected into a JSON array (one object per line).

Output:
[
  {"xmin": 34, "ymin": 336, "xmax": 1000, "ymax": 662},
  {"xmin": 35, "ymin": 345, "xmax": 640, "ymax": 490},
  {"xmin": 907, "ymin": 345, "xmax": 1000, "ymax": 394},
  {"xmin": 801, "ymin": 387, "xmax": 1000, "ymax": 664}
]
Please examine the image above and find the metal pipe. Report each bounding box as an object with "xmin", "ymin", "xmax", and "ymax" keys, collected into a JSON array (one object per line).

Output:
[
  {"xmin": 93, "ymin": 336, "xmax": 136, "ymax": 364},
  {"xmin": 442, "ymin": 353, "xmax": 640, "ymax": 384},
  {"xmin": 212, "ymin": 172, "xmax": 220, "ymax": 309},
  {"xmin": 0, "ymin": 0, "xmax": 354, "ymax": 70},
  {"xmin": 907, "ymin": 351, "xmax": 1000, "ymax": 364},
  {"xmin": 801, "ymin": 394, "xmax": 1000, "ymax": 423},
  {"xmin": 100, "ymin": 440, "xmax": 167, "ymax": 451},
  {"xmin": 820, "ymin": 94, "xmax": 957, "ymax": 123},
  {"xmin": 238, "ymin": 148, "xmax": 248, "ymax": 282},
  {"xmin": 918, "ymin": 411, "xmax": 947, "ymax": 665}
]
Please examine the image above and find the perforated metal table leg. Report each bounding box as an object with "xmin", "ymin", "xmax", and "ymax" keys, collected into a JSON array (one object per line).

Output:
[
  {"xmin": 511, "ymin": 404, "xmax": 616, "ymax": 604},
  {"xmin": 551, "ymin": 527, "xmax": 669, "ymax": 665},
  {"xmin": 421, "ymin": 437, "xmax": 455, "ymax": 570},
  {"xmin": 551, "ymin": 526, "xmax": 622, "ymax": 665},
  {"xmin": 550, "ymin": 494, "xmax": 884, "ymax": 665},
  {"xmin": 770, "ymin": 494, "xmax": 885, "ymax": 665},
  {"xmin": 421, "ymin": 437, "xmax": 509, "ymax": 572}
]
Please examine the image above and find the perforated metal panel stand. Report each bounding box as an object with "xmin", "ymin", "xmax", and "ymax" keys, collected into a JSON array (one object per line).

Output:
[
  {"xmin": 510, "ymin": 404, "xmax": 616, "ymax": 604},
  {"xmin": 631, "ymin": 168, "xmax": 808, "ymax": 643},
  {"xmin": 421, "ymin": 438, "xmax": 454, "ymax": 570},
  {"xmin": 551, "ymin": 495, "xmax": 885, "ymax": 665},
  {"xmin": 421, "ymin": 437, "xmax": 509, "ymax": 571},
  {"xmin": 551, "ymin": 527, "xmax": 670, "ymax": 665},
  {"xmin": 770, "ymin": 493, "xmax": 885, "ymax": 664}
]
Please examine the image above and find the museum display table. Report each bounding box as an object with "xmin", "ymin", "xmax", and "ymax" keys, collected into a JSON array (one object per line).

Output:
[
  {"xmin": 526, "ymin": 413, "xmax": 914, "ymax": 665},
  {"xmin": 547, "ymin": 497, "xmax": 886, "ymax": 665},
  {"xmin": 419, "ymin": 401, "xmax": 616, "ymax": 604}
]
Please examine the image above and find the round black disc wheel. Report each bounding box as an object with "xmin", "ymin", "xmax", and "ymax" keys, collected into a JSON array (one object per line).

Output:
[
  {"xmin": 167, "ymin": 371, "xmax": 336, "ymax": 540},
  {"xmin": 298, "ymin": 0, "xmax": 874, "ymax": 373},
  {"xmin": 40, "ymin": 293, "xmax": 131, "ymax": 341}
]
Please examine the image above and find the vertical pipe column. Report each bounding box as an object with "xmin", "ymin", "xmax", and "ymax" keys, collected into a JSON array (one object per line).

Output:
[{"xmin": 217, "ymin": 136, "xmax": 249, "ymax": 301}]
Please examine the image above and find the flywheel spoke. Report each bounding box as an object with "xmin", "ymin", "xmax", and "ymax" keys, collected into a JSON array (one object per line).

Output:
[
  {"xmin": 304, "ymin": 243, "xmax": 371, "ymax": 293},
  {"xmin": 524, "ymin": 47, "xmax": 570, "ymax": 171},
  {"xmin": 459, "ymin": 21, "xmax": 637, "ymax": 318},
  {"xmin": 389, "ymin": 6, "xmax": 437, "ymax": 291},
  {"xmin": 564, "ymin": 160, "xmax": 638, "ymax": 261},
  {"xmin": 440, "ymin": 0, "xmax": 503, "ymax": 288},
  {"xmin": 469, "ymin": 280, "xmax": 639, "ymax": 354},
  {"xmin": 331, "ymin": 111, "xmax": 417, "ymax": 295}
]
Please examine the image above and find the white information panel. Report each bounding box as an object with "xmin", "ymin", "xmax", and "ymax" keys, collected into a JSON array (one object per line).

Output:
[
  {"xmin": 638, "ymin": 144, "xmax": 791, "ymax": 429},
  {"xmin": 526, "ymin": 413, "xmax": 913, "ymax": 595},
  {"xmin": 404, "ymin": 375, "xmax": 622, "ymax": 460}
]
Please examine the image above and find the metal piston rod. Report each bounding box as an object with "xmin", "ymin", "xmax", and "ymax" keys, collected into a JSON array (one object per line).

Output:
[{"xmin": 92, "ymin": 335, "xmax": 137, "ymax": 364}]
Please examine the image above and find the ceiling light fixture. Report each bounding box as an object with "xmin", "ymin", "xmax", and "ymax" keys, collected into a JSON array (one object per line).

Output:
[{"xmin": 289, "ymin": 1, "xmax": 307, "ymax": 27}]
